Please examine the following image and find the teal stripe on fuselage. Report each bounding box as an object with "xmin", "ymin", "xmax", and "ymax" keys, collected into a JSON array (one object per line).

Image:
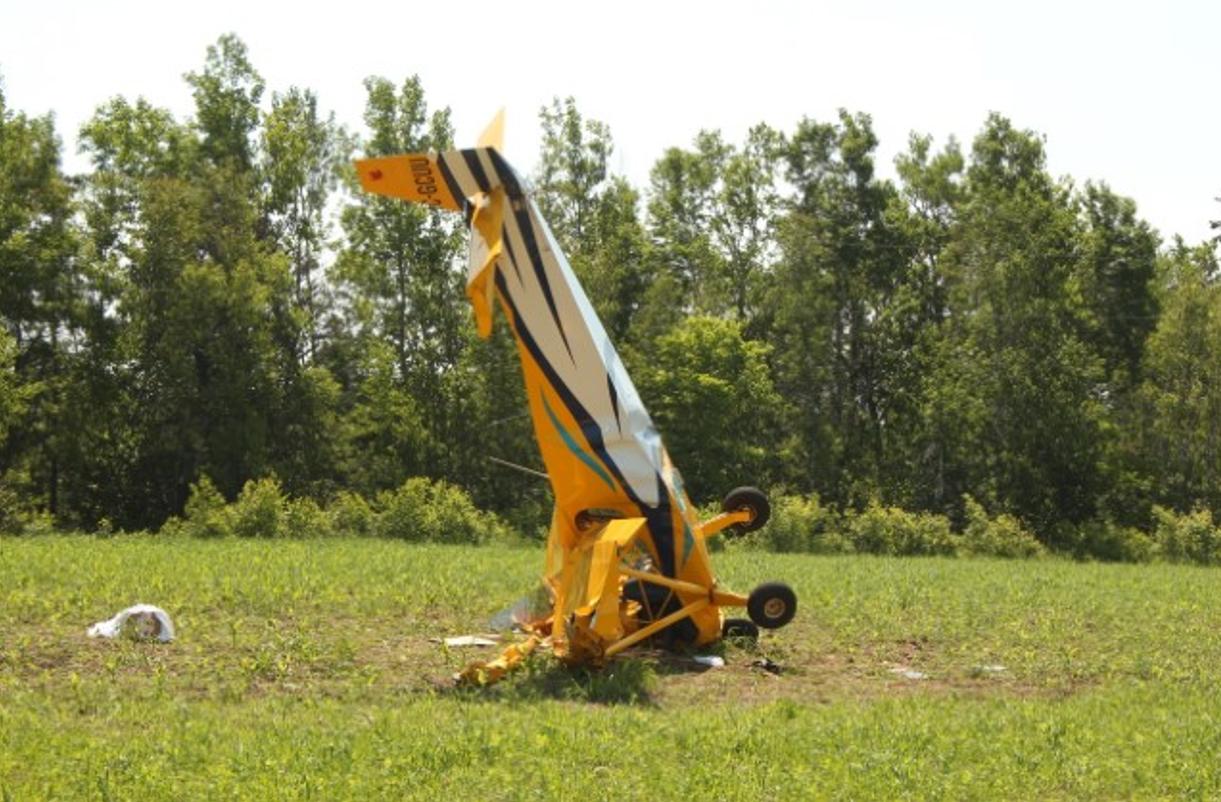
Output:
[{"xmin": 542, "ymin": 394, "xmax": 617, "ymax": 492}]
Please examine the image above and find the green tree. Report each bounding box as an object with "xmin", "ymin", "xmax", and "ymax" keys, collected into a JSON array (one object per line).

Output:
[
  {"xmin": 533, "ymin": 99, "xmax": 651, "ymax": 342},
  {"xmin": 331, "ymin": 76, "xmax": 463, "ymax": 487},
  {"xmin": 1135, "ymin": 242, "xmax": 1221, "ymax": 512},
  {"xmin": 1074, "ymin": 182, "xmax": 1160, "ymax": 388},
  {"xmin": 67, "ymin": 38, "xmax": 340, "ymax": 525},
  {"xmin": 0, "ymin": 331, "xmax": 24, "ymax": 443},
  {"xmin": 924, "ymin": 114, "xmax": 1105, "ymax": 536},
  {"xmin": 334, "ymin": 76, "xmax": 461, "ymax": 380},
  {"xmin": 184, "ymin": 33, "xmax": 264, "ymax": 171},
  {"xmin": 646, "ymin": 126, "xmax": 781, "ymax": 326},
  {"xmin": 767, "ymin": 111, "xmax": 915, "ymax": 504},
  {"xmin": 646, "ymin": 131, "xmax": 724, "ymax": 314},
  {"xmin": 262, "ymin": 87, "xmax": 349, "ymax": 360},
  {"xmin": 635, "ymin": 316, "xmax": 784, "ymax": 501},
  {"xmin": 0, "ymin": 79, "xmax": 81, "ymax": 516},
  {"xmin": 535, "ymin": 97, "xmax": 614, "ymax": 253}
]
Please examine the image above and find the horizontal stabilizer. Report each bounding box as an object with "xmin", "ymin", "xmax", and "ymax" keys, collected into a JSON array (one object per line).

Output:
[{"xmin": 356, "ymin": 147, "xmax": 524, "ymax": 212}]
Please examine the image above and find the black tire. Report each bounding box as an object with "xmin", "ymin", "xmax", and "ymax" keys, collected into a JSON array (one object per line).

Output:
[
  {"xmin": 747, "ymin": 582, "xmax": 797, "ymax": 629},
  {"xmin": 721, "ymin": 618, "xmax": 759, "ymax": 642},
  {"xmin": 622, "ymin": 580, "xmax": 698, "ymax": 648},
  {"xmin": 722, "ymin": 486, "xmax": 770, "ymax": 533}
]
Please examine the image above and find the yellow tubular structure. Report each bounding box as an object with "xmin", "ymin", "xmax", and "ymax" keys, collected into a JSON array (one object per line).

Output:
[
  {"xmin": 604, "ymin": 599, "xmax": 710, "ymax": 659},
  {"xmin": 698, "ymin": 510, "xmax": 752, "ymax": 538}
]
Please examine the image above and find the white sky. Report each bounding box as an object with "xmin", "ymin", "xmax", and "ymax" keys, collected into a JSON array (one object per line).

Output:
[{"xmin": 1, "ymin": 0, "xmax": 1217, "ymax": 243}]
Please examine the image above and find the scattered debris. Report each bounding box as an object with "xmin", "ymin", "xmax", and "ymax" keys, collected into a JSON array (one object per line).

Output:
[
  {"xmin": 889, "ymin": 666, "xmax": 927, "ymax": 680},
  {"xmin": 456, "ymin": 636, "xmax": 541, "ymax": 686},
  {"xmin": 434, "ymin": 635, "xmax": 501, "ymax": 648},
  {"xmin": 692, "ymin": 655, "xmax": 725, "ymax": 668},
  {"xmin": 976, "ymin": 664, "xmax": 1007, "ymax": 674},
  {"xmin": 751, "ymin": 657, "xmax": 782, "ymax": 675},
  {"xmin": 87, "ymin": 605, "xmax": 175, "ymax": 642}
]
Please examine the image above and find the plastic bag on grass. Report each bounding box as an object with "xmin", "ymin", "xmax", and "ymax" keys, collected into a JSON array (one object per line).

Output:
[{"xmin": 87, "ymin": 604, "xmax": 175, "ymax": 642}]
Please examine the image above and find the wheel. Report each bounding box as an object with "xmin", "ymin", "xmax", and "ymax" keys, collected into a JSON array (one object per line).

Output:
[
  {"xmin": 722, "ymin": 486, "xmax": 770, "ymax": 533},
  {"xmin": 747, "ymin": 582, "xmax": 797, "ymax": 629},
  {"xmin": 622, "ymin": 580, "xmax": 698, "ymax": 648},
  {"xmin": 721, "ymin": 618, "xmax": 759, "ymax": 642}
]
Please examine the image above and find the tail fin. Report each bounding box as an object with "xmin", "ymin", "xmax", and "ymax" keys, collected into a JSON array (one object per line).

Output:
[{"xmin": 478, "ymin": 108, "xmax": 505, "ymax": 150}]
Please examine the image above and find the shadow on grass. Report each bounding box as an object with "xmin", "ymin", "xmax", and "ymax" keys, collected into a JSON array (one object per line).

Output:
[{"xmin": 446, "ymin": 645, "xmax": 739, "ymax": 706}]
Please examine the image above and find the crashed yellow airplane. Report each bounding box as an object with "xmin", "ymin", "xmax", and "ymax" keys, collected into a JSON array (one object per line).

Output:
[{"xmin": 356, "ymin": 112, "xmax": 796, "ymax": 682}]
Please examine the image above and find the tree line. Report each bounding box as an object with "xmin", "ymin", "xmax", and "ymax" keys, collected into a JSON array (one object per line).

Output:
[{"xmin": 2, "ymin": 34, "xmax": 1219, "ymax": 551}]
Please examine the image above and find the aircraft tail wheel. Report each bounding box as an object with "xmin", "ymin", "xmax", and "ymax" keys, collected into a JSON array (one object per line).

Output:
[
  {"xmin": 721, "ymin": 618, "xmax": 760, "ymax": 642},
  {"xmin": 747, "ymin": 582, "xmax": 797, "ymax": 629}
]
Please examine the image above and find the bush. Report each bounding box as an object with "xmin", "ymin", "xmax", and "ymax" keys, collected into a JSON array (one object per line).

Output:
[
  {"xmin": 230, "ymin": 477, "xmax": 285, "ymax": 538},
  {"xmin": 181, "ymin": 475, "xmax": 232, "ymax": 538},
  {"xmin": 373, "ymin": 477, "xmax": 514, "ymax": 545},
  {"xmin": 328, "ymin": 491, "xmax": 373, "ymax": 537},
  {"xmin": 14, "ymin": 509, "xmax": 56, "ymax": 535},
  {"xmin": 1154, "ymin": 506, "xmax": 1221, "ymax": 566},
  {"xmin": 847, "ymin": 502, "xmax": 960, "ymax": 557},
  {"xmin": 165, "ymin": 475, "xmax": 518, "ymax": 543},
  {"xmin": 960, "ymin": 496, "xmax": 1046, "ymax": 559},
  {"xmin": 0, "ymin": 470, "xmax": 50, "ymax": 535},
  {"xmin": 284, "ymin": 497, "xmax": 332, "ymax": 538},
  {"xmin": 1072, "ymin": 519, "xmax": 1158, "ymax": 563},
  {"xmin": 753, "ymin": 493, "xmax": 850, "ymax": 554},
  {"xmin": 502, "ymin": 494, "xmax": 553, "ymax": 542}
]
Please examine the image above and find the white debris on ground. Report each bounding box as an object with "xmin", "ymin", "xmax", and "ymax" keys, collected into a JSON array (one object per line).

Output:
[
  {"xmin": 977, "ymin": 664, "xmax": 1007, "ymax": 673},
  {"xmin": 87, "ymin": 605, "xmax": 175, "ymax": 642},
  {"xmin": 889, "ymin": 666, "xmax": 927, "ymax": 680},
  {"xmin": 692, "ymin": 655, "xmax": 725, "ymax": 668},
  {"xmin": 439, "ymin": 635, "xmax": 500, "ymax": 648}
]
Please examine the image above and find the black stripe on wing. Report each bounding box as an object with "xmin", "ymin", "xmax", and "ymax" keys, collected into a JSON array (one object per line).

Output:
[
  {"xmin": 506, "ymin": 203, "xmax": 574, "ymax": 363},
  {"xmin": 607, "ymin": 375, "xmax": 622, "ymax": 435}
]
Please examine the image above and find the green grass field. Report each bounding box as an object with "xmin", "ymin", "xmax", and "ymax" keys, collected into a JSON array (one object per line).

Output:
[{"xmin": 3, "ymin": 536, "xmax": 1221, "ymax": 800}]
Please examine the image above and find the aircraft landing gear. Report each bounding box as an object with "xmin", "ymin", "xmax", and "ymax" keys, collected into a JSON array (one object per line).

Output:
[
  {"xmin": 721, "ymin": 486, "xmax": 771, "ymax": 536},
  {"xmin": 721, "ymin": 618, "xmax": 760, "ymax": 642},
  {"xmin": 747, "ymin": 582, "xmax": 797, "ymax": 629}
]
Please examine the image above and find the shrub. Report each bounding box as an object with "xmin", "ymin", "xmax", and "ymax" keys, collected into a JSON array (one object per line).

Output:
[
  {"xmin": 0, "ymin": 470, "xmax": 48, "ymax": 534},
  {"xmin": 181, "ymin": 475, "xmax": 232, "ymax": 539},
  {"xmin": 847, "ymin": 502, "xmax": 960, "ymax": 557},
  {"xmin": 230, "ymin": 477, "xmax": 285, "ymax": 538},
  {"xmin": 14, "ymin": 510, "xmax": 56, "ymax": 536},
  {"xmin": 503, "ymin": 494, "xmax": 553, "ymax": 542},
  {"xmin": 373, "ymin": 477, "xmax": 513, "ymax": 545},
  {"xmin": 328, "ymin": 491, "xmax": 373, "ymax": 537},
  {"xmin": 960, "ymin": 496, "xmax": 1046, "ymax": 559},
  {"xmin": 284, "ymin": 497, "xmax": 332, "ymax": 538},
  {"xmin": 1072, "ymin": 518, "xmax": 1158, "ymax": 563},
  {"xmin": 1154, "ymin": 506, "xmax": 1221, "ymax": 566},
  {"xmin": 753, "ymin": 493, "xmax": 850, "ymax": 554}
]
